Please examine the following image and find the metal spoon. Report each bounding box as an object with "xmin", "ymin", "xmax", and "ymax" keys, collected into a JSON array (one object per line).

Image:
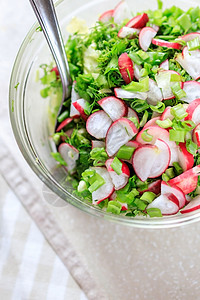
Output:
[{"xmin": 29, "ymin": 0, "xmax": 71, "ymax": 117}]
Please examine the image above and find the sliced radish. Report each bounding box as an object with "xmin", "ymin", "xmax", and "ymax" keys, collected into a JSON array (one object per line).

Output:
[
  {"xmin": 99, "ymin": 9, "xmax": 114, "ymax": 23},
  {"xmin": 70, "ymin": 81, "xmax": 81, "ymax": 118},
  {"xmin": 118, "ymin": 53, "xmax": 134, "ymax": 84},
  {"xmin": 139, "ymin": 27, "xmax": 157, "ymax": 52},
  {"xmin": 127, "ymin": 107, "xmax": 139, "ymax": 123},
  {"xmin": 86, "ymin": 110, "xmax": 112, "ymax": 139},
  {"xmin": 152, "ymin": 38, "xmax": 182, "ymax": 49},
  {"xmin": 160, "ymin": 106, "xmax": 174, "ymax": 121},
  {"xmin": 146, "ymin": 78, "xmax": 163, "ymax": 105},
  {"xmin": 176, "ymin": 46, "xmax": 200, "ymax": 80},
  {"xmin": 178, "ymin": 32, "xmax": 200, "ymax": 43},
  {"xmin": 150, "ymin": 24, "xmax": 159, "ymax": 32},
  {"xmin": 181, "ymin": 81, "xmax": 200, "ymax": 103},
  {"xmin": 161, "ymin": 181, "xmax": 186, "ymax": 209},
  {"xmin": 155, "ymin": 70, "xmax": 182, "ymax": 100},
  {"xmin": 118, "ymin": 27, "xmax": 140, "ymax": 39},
  {"xmin": 193, "ymin": 124, "xmax": 200, "ymax": 147},
  {"xmin": 73, "ymin": 98, "xmax": 89, "ymax": 121},
  {"xmin": 136, "ymin": 125, "xmax": 179, "ymax": 165},
  {"xmin": 180, "ymin": 195, "xmax": 200, "ymax": 214},
  {"xmin": 133, "ymin": 64, "xmax": 142, "ymax": 80},
  {"xmin": 132, "ymin": 139, "xmax": 170, "ymax": 182},
  {"xmin": 114, "ymin": 87, "xmax": 147, "ymax": 100},
  {"xmin": 113, "ymin": 0, "xmax": 132, "ymax": 24},
  {"xmin": 178, "ymin": 142, "xmax": 194, "ymax": 172},
  {"xmin": 106, "ymin": 118, "xmax": 138, "ymax": 157},
  {"xmin": 105, "ymin": 159, "xmax": 130, "ymax": 190},
  {"xmin": 90, "ymin": 167, "xmax": 114, "ymax": 205},
  {"xmin": 168, "ymin": 165, "xmax": 200, "ymax": 195},
  {"xmin": 160, "ymin": 59, "xmax": 169, "ymax": 70},
  {"xmin": 58, "ymin": 143, "xmax": 79, "ymax": 173},
  {"xmin": 125, "ymin": 13, "xmax": 149, "ymax": 28},
  {"xmin": 185, "ymin": 98, "xmax": 200, "ymax": 125},
  {"xmin": 91, "ymin": 140, "xmax": 105, "ymax": 149},
  {"xmin": 139, "ymin": 179, "xmax": 161, "ymax": 195},
  {"xmin": 147, "ymin": 194, "xmax": 179, "ymax": 215},
  {"xmin": 56, "ymin": 117, "xmax": 73, "ymax": 132},
  {"xmin": 143, "ymin": 117, "xmax": 160, "ymax": 129},
  {"xmin": 51, "ymin": 66, "xmax": 59, "ymax": 78},
  {"xmin": 109, "ymin": 192, "xmax": 128, "ymax": 211},
  {"xmin": 98, "ymin": 96, "xmax": 127, "ymax": 121}
]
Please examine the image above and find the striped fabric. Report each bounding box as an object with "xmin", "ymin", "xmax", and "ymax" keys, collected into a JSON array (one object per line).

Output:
[{"xmin": 0, "ymin": 174, "xmax": 88, "ymax": 300}]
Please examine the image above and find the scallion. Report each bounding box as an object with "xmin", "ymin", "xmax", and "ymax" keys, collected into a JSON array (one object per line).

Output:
[
  {"xmin": 156, "ymin": 118, "xmax": 173, "ymax": 128},
  {"xmin": 169, "ymin": 129, "xmax": 185, "ymax": 142},
  {"xmin": 170, "ymin": 104, "xmax": 188, "ymax": 120},
  {"xmin": 116, "ymin": 145, "xmax": 135, "ymax": 160},
  {"xmin": 111, "ymin": 157, "xmax": 122, "ymax": 175},
  {"xmin": 88, "ymin": 173, "xmax": 105, "ymax": 193},
  {"xmin": 140, "ymin": 192, "xmax": 156, "ymax": 203},
  {"xmin": 141, "ymin": 129, "xmax": 153, "ymax": 142},
  {"xmin": 146, "ymin": 208, "xmax": 162, "ymax": 217},
  {"xmin": 107, "ymin": 201, "xmax": 122, "ymax": 214},
  {"xmin": 187, "ymin": 37, "xmax": 200, "ymax": 51},
  {"xmin": 186, "ymin": 139, "xmax": 197, "ymax": 155},
  {"xmin": 173, "ymin": 162, "xmax": 183, "ymax": 175},
  {"xmin": 140, "ymin": 111, "xmax": 149, "ymax": 127},
  {"xmin": 171, "ymin": 82, "xmax": 186, "ymax": 100}
]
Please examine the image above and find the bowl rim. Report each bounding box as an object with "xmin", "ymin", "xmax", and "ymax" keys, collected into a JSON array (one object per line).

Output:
[{"xmin": 9, "ymin": 0, "xmax": 200, "ymax": 228}]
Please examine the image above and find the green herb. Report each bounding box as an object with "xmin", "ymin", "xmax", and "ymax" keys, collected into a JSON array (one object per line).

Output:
[
  {"xmin": 111, "ymin": 157, "xmax": 123, "ymax": 175},
  {"xmin": 14, "ymin": 82, "xmax": 20, "ymax": 90},
  {"xmin": 169, "ymin": 129, "xmax": 185, "ymax": 142},
  {"xmin": 51, "ymin": 152, "xmax": 67, "ymax": 166},
  {"xmin": 146, "ymin": 208, "xmax": 162, "ymax": 217},
  {"xmin": 107, "ymin": 201, "xmax": 122, "ymax": 214},
  {"xmin": 173, "ymin": 162, "xmax": 183, "ymax": 175},
  {"xmin": 186, "ymin": 139, "xmax": 197, "ymax": 155},
  {"xmin": 90, "ymin": 147, "xmax": 108, "ymax": 166},
  {"xmin": 116, "ymin": 145, "xmax": 135, "ymax": 160}
]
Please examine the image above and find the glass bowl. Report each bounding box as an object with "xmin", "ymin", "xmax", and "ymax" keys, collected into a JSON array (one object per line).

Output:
[{"xmin": 9, "ymin": 0, "xmax": 200, "ymax": 228}]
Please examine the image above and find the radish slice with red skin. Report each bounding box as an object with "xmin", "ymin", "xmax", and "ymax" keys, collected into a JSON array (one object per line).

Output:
[
  {"xmin": 73, "ymin": 98, "xmax": 89, "ymax": 121},
  {"xmin": 51, "ymin": 66, "xmax": 59, "ymax": 78},
  {"xmin": 181, "ymin": 81, "xmax": 200, "ymax": 103},
  {"xmin": 160, "ymin": 59, "xmax": 169, "ymax": 70},
  {"xmin": 146, "ymin": 79, "xmax": 163, "ymax": 105},
  {"xmin": 185, "ymin": 98, "xmax": 200, "ymax": 125},
  {"xmin": 91, "ymin": 140, "xmax": 105, "ymax": 149},
  {"xmin": 118, "ymin": 53, "xmax": 134, "ymax": 84},
  {"xmin": 147, "ymin": 194, "xmax": 179, "ymax": 215},
  {"xmin": 125, "ymin": 13, "xmax": 149, "ymax": 28},
  {"xmin": 105, "ymin": 159, "xmax": 130, "ymax": 190},
  {"xmin": 193, "ymin": 124, "xmax": 200, "ymax": 147},
  {"xmin": 139, "ymin": 27, "xmax": 157, "ymax": 52},
  {"xmin": 178, "ymin": 32, "xmax": 200, "ymax": 43},
  {"xmin": 113, "ymin": 0, "xmax": 132, "ymax": 24},
  {"xmin": 98, "ymin": 96, "xmax": 127, "ymax": 121},
  {"xmin": 160, "ymin": 106, "xmax": 173, "ymax": 121},
  {"xmin": 152, "ymin": 38, "xmax": 182, "ymax": 49},
  {"xmin": 176, "ymin": 47, "xmax": 200, "ymax": 80},
  {"xmin": 56, "ymin": 117, "xmax": 73, "ymax": 132},
  {"xmin": 178, "ymin": 142, "xmax": 194, "ymax": 172},
  {"xmin": 180, "ymin": 195, "xmax": 200, "ymax": 214},
  {"xmin": 106, "ymin": 118, "xmax": 138, "ymax": 157},
  {"xmin": 127, "ymin": 107, "xmax": 139, "ymax": 123},
  {"xmin": 161, "ymin": 181, "xmax": 186, "ymax": 209},
  {"xmin": 58, "ymin": 143, "xmax": 79, "ymax": 174},
  {"xmin": 70, "ymin": 81, "xmax": 81, "ymax": 118},
  {"xmin": 90, "ymin": 167, "xmax": 114, "ymax": 205},
  {"xmin": 114, "ymin": 87, "xmax": 147, "ymax": 100},
  {"xmin": 132, "ymin": 139, "xmax": 170, "ymax": 182},
  {"xmin": 143, "ymin": 117, "xmax": 160, "ymax": 129},
  {"xmin": 118, "ymin": 27, "xmax": 140, "ymax": 39},
  {"xmin": 86, "ymin": 110, "xmax": 112, "ymax": 139},
  {"xmin": 156, "ymin": 70, "xmax": 183, "ymax": 100},
  {"xmin": 99, "ymin": 9, "xmax": 114, "ymax": 23},
  {"xmin": 168, "ymin": 165, "xmax": 200, "ymax": 195},
  {"xmin": 139, "ymin": 179, "xmax": 161, "ymax": 195}
]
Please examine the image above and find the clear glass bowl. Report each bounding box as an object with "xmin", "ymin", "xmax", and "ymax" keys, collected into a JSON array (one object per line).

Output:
[{"xmin": 9, "ymin": 0, "xmax": 200, "ymax": 228}]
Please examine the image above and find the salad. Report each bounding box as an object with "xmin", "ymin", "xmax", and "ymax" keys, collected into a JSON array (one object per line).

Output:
[{"xmin": 39, "ymin": 0, "xmax": 200, "ymax": 218}]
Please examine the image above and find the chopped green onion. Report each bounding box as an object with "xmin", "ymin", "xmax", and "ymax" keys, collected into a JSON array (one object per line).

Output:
[
  {"xmin": 88, "ymin": 173, "xmax": 105, "ymax": 193},
  {"xmin": 51, "ymin": 152, "xmax": 67, "ymax": 166},
  {"xmin": 107, "ymin": 201, "xmax": 122, "ymax": 214},
  {"xmin": 140, "ymin": 111, "xmax": 149, "ymax": 127},
  {"xmin": 77, "ymin": 180, "xmax": 87, "ymax": 193},
  {"xmin": 169, "ymin": 129, "xmax": 185, "ymax": 142},
  {"xmin": 157, "ymin": 0, "xmax": 163, "ymax": 10},
  {"xmin": 134, "ymin": 198, "xmax": 147, "ymax": 210},
  {"xmin": 128, "ymin": 117, "xmax": 139, "ymax": 128},
  {"xmin": 156, "ymin": 118, "xmax": 173, "ymax": 128},
  {"xmin": 165, "ymin": 167, "xmax": 175, "ymax": 179},
  {"xmin": 181, "ymin": 120, "xmax": 196, "ymax": 131},
  {"xmin": 141, "ymin": 129, "xmax": 153, "ymax": 142},
  {"xmin": 139, "ymin": 68, "xmax": 148, "ymax": 77},
  {"xmin": 177, "ymin": 13, "xmax": 192, "ymax": 32},
  {"xmin": 171, "ymin": 82, "xmax": 186, "ymax": 100},
  {"xmin": 162, "ymin": 173, "xmax": 170, "ymax": 181},
  {"xmin": 40, "ymin": 87, "xmax": 49, "ymax": 98},
  {"xmin": 170, "ymin": 73, "xmax": 182, "ymax": 82},
  {"xmin": 137, "ymin": 50, "xmax": 149, "ymax": 61},
  {"xmin": 130, "ymin": 100, "xmax": 149, "ymax": 113},
  {"xmin": 146, "ymin": 208, "xmax": 162, "ymax": 218},
  {"xmin": 170, "ymin": 104, "xmax": 188, "ymax": 120},
  {"xmin": 116, "ymin": 145, "xmax": 135, "ymax": 160},
  {"xmin": 187, "ymin": 37, "xmax": 200, "ymax": 51},
  {"xmin": 82, "ymin": 169, "xmax": 95, "ymax": 180},
  {"xmin": 128, "ymin": 52, "xmax": 143, "ymax": 65},
  {"xmin": 140, "ymin": 192, "xmax": 156, "ymax": 203},
  {"xmin": 57, "ymin": 111, "xmax": 69, "ymax": 123},
  {"xmin": 52, "ymin": 133, "xmax": 61, "ymax": 145},
  {"xmin": 186, "ymin": 139, "xmax": 197, "ymax": 155},
  {"xmin": 173, "ymin": 162, "xmax": 183, "ymax": 175},
  {"xmin": 123, "ymin": 76, "xmax": 149, "ymax": 92},
  {"xmin": 150, "ymin": 101, "xmax": 165, "ymax": 113},
  {"xmin": 111, "ymin": 157, "xmax": 122, "ymax": 175}
]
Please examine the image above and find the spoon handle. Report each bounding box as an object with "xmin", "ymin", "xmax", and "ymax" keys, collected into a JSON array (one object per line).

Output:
[{"xmin": 29, "ymin": 0, "xmax": 71, "ymax": 98}]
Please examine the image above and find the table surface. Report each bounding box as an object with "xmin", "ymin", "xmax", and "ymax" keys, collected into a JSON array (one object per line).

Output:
[{"xmin": 2, "ymin": 1, "xmax": 200, "ymax": 300}]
